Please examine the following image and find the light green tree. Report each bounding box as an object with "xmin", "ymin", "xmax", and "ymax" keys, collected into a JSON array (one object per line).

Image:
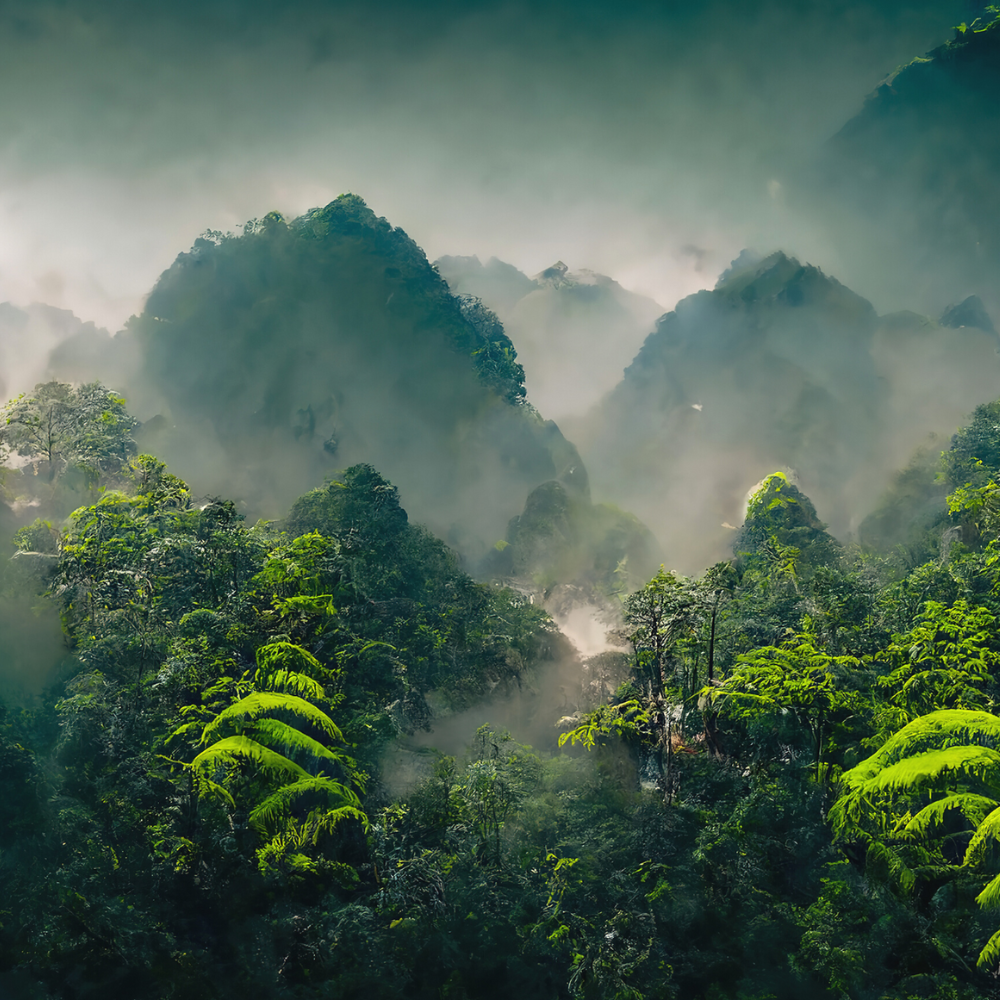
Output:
[
  {"xmin": 830, "ymin": 709, "xmax": 1000, "ymax": 970},
  {"xmin": 699, "ymin": 628, "xmax": 864, "ymax": 781},
  {"xmin": 169, "ymin": 641, "xmax": 366, "ymax": 877},
  {"xmin": 0, "ymin": 380, "xmax": 137, "ymax": 482}
]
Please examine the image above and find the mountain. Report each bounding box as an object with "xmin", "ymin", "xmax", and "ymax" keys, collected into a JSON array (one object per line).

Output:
[
  {"xmin": 809, "ymin": 11, "xmax": 1000, "ymax": 314},
  {"xmin": 108, "ymin": 198, "xmax": 590, "ymax": 563},
  {"xmin": 434, "ymin": 255, "xmax": 664, "ymax": 420},
  {"xmin": 0, "ymin": 302, "xmax": 108, "ymax": 404},
  {"xmin": 573, "ymin": 250, "xmax": 1000, "ymax": 572},
  {"xmin": 35, "ymin": 195, "xmax": 654, "ymax": 594}
]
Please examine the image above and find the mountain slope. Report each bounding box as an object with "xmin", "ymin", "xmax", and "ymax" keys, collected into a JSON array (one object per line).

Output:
[
  {"xmin": 435, "ymin": 255, "xmax": 664, "ymax": 419},
  {"xmin": 810, "ymin": 12, "xmax": 1000, "ymax": 312},
  {"xmin": 121, "ymin": 197, "xmax": 588, "ymax": 561},
  {"xmin": 575, "ymin": 250, "xmax": 1000, "ymax": 572}
]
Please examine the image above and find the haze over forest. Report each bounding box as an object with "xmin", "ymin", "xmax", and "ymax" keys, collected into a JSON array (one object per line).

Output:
[{"xmin": 2, "ymin": 2, "xmax": 1000, "ymax": 998}]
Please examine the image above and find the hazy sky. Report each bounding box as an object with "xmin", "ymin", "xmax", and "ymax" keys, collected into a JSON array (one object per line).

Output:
[{"xmin": 0, "ymin": 0, "xmax": 972, "ymax": 329}]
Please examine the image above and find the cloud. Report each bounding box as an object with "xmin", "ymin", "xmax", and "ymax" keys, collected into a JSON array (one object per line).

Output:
[{"xmin": 0, "ymin": 0, "xmax": 970, "ymax": 331}]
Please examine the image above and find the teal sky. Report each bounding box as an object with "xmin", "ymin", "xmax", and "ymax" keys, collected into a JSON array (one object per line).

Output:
[{"xmin": 0, "ymin": 0, "xmax": 973, "ymax": 327}]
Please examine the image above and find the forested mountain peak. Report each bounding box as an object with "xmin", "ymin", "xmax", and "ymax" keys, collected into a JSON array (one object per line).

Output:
[
  {"xmin": 144, "ymin": 194, "xmax": 526, "ymax": 407},
  {"xmin": 534, "ymin": 260, "xmax": 570, "ymax": 284},
  {"xmin": 811, "ymin": 9, "xmax": 1000, "ymax": 312},
  {"xmin": 574, "ymin": 249, "xmax": 1000, "ymax": 573},
  {"xmin": 624, "ymin": 250, "xmax": 878, "ymax": 390},
  {"xmin": 940, "ymin": 294, "xmax": 998, "ymax": 335},
  {"xmin": 712, "ymin": 250, "xmax": 876, "ymax": 324},
  {"xmin": 115, "ymin": 195, "xmax": 605, "ymax": 565},
  {"xmin": 835, "ymin": 11, "xmax": 1000, "ymax": 144}
]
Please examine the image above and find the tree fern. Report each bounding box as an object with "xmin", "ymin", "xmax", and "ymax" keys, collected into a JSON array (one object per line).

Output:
[
  {"xmin": 175, "ymin": 638, "xmax": 367, "ymax": 876},
  {"xmin": 832, "ymin": 708, "xmax": 1000, "ymax": 971},
  {"xmin": 191, "ymin": 734, "xmax": 311, "ymax": 784},
  {"xmin": 200, "ymin": 691, "xmax": 343, "ymax": 745}
]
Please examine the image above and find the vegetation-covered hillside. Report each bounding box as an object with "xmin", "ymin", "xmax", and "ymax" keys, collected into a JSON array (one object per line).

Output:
[
  {"xmin": 9, "ymin": 378, "xmax": 1000, "ymax": 998},
  {"xmin": 61, "ymin": 196, "xmax": 599, "ymax": 566},
  {"xmin": 10, "ymin": 3, "xmax": 1000, "ymax": 999},
  {"xmin": 813, "ymin": 9, "xmax": 1000, "ymax": 311},
  {"xmin": 575, "ymin": 249, "xmax": 1000, "ymax": 573}
]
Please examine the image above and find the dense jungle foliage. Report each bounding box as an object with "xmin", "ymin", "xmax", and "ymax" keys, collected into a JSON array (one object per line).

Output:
[{"xmin": 6, "ymin": 379, "xmax": 1000, "ymax": 1000}]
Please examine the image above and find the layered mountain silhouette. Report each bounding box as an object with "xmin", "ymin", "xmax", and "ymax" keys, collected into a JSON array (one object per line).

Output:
[
  {"xmin": 39, "ymin": 196, "xmax": 655, "ymax": 590},
  {"xmin": 435, "ymin": 255, "xmax": 663, "ymax": 419},
  {"xmin": 573, "ymin": 250, "xmax": 1000, "ymax": 572},
  {"xmin": 0, "ymin": 303, "xmax": 111, "ymax": 404}
]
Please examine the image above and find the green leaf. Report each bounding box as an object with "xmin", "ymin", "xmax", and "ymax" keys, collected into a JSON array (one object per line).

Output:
[
  {"xmin": 201, "ymin": 691, "xmax": 342, "ymax": 745},
  {"xmin": 192, "ymin": 735, "xmax": 311, "ymax": 784},
  {"xmin": 249, "ymin": 775, "xmax": 365, "ymax": 834}
]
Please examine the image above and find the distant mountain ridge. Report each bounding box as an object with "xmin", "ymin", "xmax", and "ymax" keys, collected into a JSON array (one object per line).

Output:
[
  {"xmin": 0, "ymin": 303, "xmax": 108, "ymax": 405},
  {"xmin": 434, "ymin": 254, "xmax": 664, "ymax": 420},
  {"xmin": 574, "ymin": 250, "xmax": 1000, "ymax": 572}
]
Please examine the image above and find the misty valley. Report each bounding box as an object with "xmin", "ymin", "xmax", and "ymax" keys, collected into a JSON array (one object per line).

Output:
[{"xmin": 3, "ymin": 7, "xmax": 1000, "ymax": 1000}]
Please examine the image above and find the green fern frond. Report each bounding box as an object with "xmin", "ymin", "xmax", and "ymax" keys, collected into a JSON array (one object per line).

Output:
[
  {"xmin": 904, "ymin": 793, "xmax": 997, "ymax": 839},
  {"xmin": 702, "ymin": 689, "xmax": 777, "ymax": 711},
  {"xmin": 866, "ymin": 745, "xmax": 1000, "ymax": 797},
  {"xmin": 165, "ymin": 720, "xmax": 204, "ymax": 744},
  {"xmin": 977, "ymin": 873, "xmax": 1000, "ymax": 911},
  {"xmin": 303, "ymin": 805, "xmax": 368, "ymax": 841},
  {"xmin": 201, "ymin": 691, "xmax": 342, "ymax": 744},
  {"xmin": 978, "ymin": 926, "xmax": 1000, "ymax": 970},
  {"xmin": 248, "ymin": 717, "xmax": 345, "ymax": 764},
  {"xmin": 249, "ymin": 776, "xmax": 364, "ymax": 834},
  {"xmin": 965, "ymin": 805, "xmax": 1000, "ymax": 866},
  {"xmin": 866, "ymin": 840, "xmax": 917, "ymax": 892},
  {"xmin": 190, "ymin": 772, "xmax": 236, "ymax": 809},
  {"xmin": 255, "ymin": 642, "xmax": 325, "ymax": 683},
  {"xmin": 192, "ymin": 735, "xmax": 310, "ymax": 784},
  {"xmin": 258, "ymin": 669, "xmax": 324, "ymax": 698},
  {"xmin": 841, "ymin": 710, "xmax": 1000, "ymax": 791}
]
